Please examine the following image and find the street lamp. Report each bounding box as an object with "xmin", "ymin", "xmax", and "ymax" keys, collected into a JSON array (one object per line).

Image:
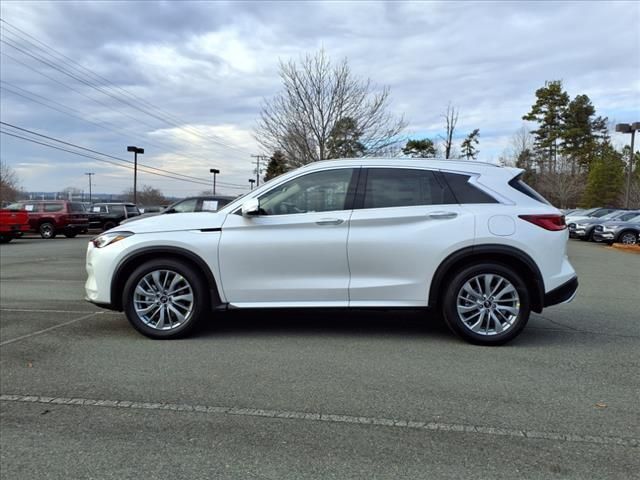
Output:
[
  {"xmin": 248, "ymin": 178, "xmax": 255, "ymax": 190},
  {"xmin": 127, "ymin": 146, "xmax": 144, "ymax": 204},
  {"xmin": 209, "ymin": 168, "xmax": 220, "ymax": 195},
  {"xmin": 615, "ymin": 122, "xmax": 640, "ymax": 208},
  {"xmin": 85, "ymin": 172, "xmax": 94, "ymax": 203}
]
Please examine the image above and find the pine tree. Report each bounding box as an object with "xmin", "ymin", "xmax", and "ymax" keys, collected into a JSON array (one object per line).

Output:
[
  {"xmin": 326, "ymin": 117, "xmax": 366, "ymax": 158},
  {"xmin": 460, "ymin": 129, "xmax": 480, "ymax": 160},
  {"xmin": 522, "ymin": 80, "xmax": 570, "ymax": 173},
  {"xmin": 402, "ymin": 138, "xmax": 437, "ymax": 158},
  {"xmin": 581, "ymin": 144, "xmax": 625, "ymax": 207},
  {"xmin": 264, "ymin": 150, "xmax": 289, "ymax": 181}
]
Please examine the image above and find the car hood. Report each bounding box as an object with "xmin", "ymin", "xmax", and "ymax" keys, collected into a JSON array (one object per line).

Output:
[
  {"xmin": 574, "ymin": 217, "xmax": 616, "ymax": 226},
  {"xmin": 565, "ymin": 215, "xmax": 590, "ymax": 223},
  {"xmin": 120, "ymin": 212, "xmax": 162, "ymax": 224},
  {"xmin": 115, "ymin": 211, "xmax": 225, "ymax": 233},
  {"xmin": 599, "ymin": 220, "xmax": 639, "ymax": 228}
]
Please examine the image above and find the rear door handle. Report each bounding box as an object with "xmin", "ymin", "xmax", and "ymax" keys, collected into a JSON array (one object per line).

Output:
[
  {"xmin": 427, "ymin": 211, "xmax": 458, "ymax": 220},
  {"xmin": 316, "ymin": 218, "xmax": 344, "ymax": 226}
]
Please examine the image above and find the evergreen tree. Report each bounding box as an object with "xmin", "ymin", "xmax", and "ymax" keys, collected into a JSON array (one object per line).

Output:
[
  {"xmin": 460, "ymin": 129, "xmax": 480, "ymax": 160},
  {"xmin": 264, "ymin": 150, "xmax": 289, "ymax": 181},
  {"xmin": 326, "ymin": 117, "xmax": 365, "ymax": 158},
  {"xmin": 581, "ymin": 144, "xmax": 625, "ymax": 207},
  {"xmin": 522, "ymin": 80, "xmax": 570, "ymax": 172},
  {"xmin": 402, "ymin": 138, "xmax": 437, "ymax": 158}
]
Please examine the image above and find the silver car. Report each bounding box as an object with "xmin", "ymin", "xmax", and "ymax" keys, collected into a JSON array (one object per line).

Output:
[{"xmin": 592, "ymin": 215, "xmax": 640, "ymax": 245}]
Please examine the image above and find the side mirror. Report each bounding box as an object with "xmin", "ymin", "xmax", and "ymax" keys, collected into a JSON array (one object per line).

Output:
[{"xmin": 241, "ymin": 198, "xmax": 260, "ymax": 217}]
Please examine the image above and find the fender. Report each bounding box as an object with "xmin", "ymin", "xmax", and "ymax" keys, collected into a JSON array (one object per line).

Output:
[
  {"xmin": 111, "ymin": 246, "xmax": 222, "ymax": 311},
  {"xmin": 428, "ymin": 244, "xmax": 545, "ymax": 313}
]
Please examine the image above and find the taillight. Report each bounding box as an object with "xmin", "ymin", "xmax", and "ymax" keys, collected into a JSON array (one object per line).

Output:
[{"xmin": 519, "ymin": 214, "xmax": 566, "ymax": 231}]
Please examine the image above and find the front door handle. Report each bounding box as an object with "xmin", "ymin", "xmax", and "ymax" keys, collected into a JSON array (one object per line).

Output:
[
  {"xmin": 427, "ymin": 211, "xmax": 458, "ymax": 220},
  {"xmin": 316, "ymin": 218, "xmax": 344, "ymax": 226}
]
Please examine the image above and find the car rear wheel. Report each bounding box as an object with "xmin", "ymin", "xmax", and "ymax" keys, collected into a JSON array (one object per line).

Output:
[
  {"xmin": 619, "ymin": 231, "xmax": 638, "ymax": 245},
  {"xmin": 64, "ymin": 230, "xmax": 78, "ymax": 238},
  {"xmin": 122, "ymin": 259, "xmax": 208, "ymax": 339},
  {"xmin": 442, "ymin": 263, "xmax": 530, "ymax": 346},
  {"xmin": 39, "ymin": 222, "xmax": 56, "ymax": 239}
]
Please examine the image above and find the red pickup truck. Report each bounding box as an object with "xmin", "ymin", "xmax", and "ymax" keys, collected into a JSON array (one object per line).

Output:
[
  {"xmin": 7, "ymin": 201, "xmax": 89, "ymax": 239},
  {"xmin": 0, "ymin": 208, "xmax": 30, "ymax": 243}
]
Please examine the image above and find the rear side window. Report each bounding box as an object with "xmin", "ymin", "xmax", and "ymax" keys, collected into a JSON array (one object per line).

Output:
[
  {"xmin": 69, "ymin": 203, "xmax": 84, "ymax": 213},
  {"xmin": 43, "ymin": 203, "xmax": 64, "ymax": 212},
  {"xmin": 125, "ymin": 205, "xmax": 139, "ymax": 215},
  {"xmin": 362, "ymin": 168, "xmax": 455, "ymax": 209},
  {"xmin": 508, "ymin": 175, "xmax": 550, "ymax": 205},
  {"xmin": 110, "ymin": 205, "xmax": 125, "ymax": 215},
  {"xmin": 441, "ymin": 173, "xmax": 498, "ymax": 204}
]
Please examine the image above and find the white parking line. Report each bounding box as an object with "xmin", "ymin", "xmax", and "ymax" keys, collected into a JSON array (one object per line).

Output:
[
  {"xmin": 1, "ymin": 394, "xmax": 637, "ymax": 448},
  {"xmin": 0, "ymin": 312, "xmax": 99, "ymax": 346},
  {"xmin": 0, "ymin": 308, "xmax": 120, "ymax": 315}
]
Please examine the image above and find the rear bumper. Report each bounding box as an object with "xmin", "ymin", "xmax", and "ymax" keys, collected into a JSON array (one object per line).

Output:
[{"xmin": 544, "ymin": 276, "xmax": 578, "ymax": 308}]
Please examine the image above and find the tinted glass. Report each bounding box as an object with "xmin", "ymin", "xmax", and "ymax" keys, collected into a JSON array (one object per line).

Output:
[
  {"xmin": 125, "ymin": 205, "xmax": 139, "ymax": 214},
  {"xmin": 110, "ymin": 205, "xmax": 125, "ymax": 215},
  {"xmin": 43, "ymin": 203, "xmax": 64, "ymax": 212},
  {"xmin": 507, "ymin": 175, "xmax": 549, "ymax": 205},
  {"xmin": 442, "ymin": 173, "xmax": 498, "ymax": 204},
  {"xmin": 69, "ymin": 202, "xmax": 84, "ymax": 213},
  {"xmin": 619, "ymin": 211, "xmax": 640, "ymax": 221},
  {"xmin": 260, "ymin": 168, "xmax": 354, "ymax": 215},
  {"xmin": 172, "ymin": 199, "xmax": 198, "ymax": 213},
  {"xmin": 363, "ymin": 168, "xmax": 455, "ymax": 209}
]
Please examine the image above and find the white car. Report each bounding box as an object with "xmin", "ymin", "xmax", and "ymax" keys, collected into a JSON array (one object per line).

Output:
[{"xmin": 85, "ymin": 159, "xmax": 578, "ymax": 345}]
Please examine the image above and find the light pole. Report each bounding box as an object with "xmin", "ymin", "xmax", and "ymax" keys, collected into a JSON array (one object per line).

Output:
[
  {"xmin": 127, "ymin": 146, "xmax": 144, "ymax": 204},
  {"xmin": 85, "ymin": 172, "xmax": 94, "ymax": 203},
  {"xmin": 248, "ymin": 178, "xmax": 255, "ymax": 190},
  {"xmin": 209, "ymin": 168, "xmax": 220, "ymax": 195},
  {"xmin": 615, "ymin": 122, "xmax": 640, "ymax": 208}
]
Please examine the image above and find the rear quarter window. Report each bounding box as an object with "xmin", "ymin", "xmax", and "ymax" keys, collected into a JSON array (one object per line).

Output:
[
  {"xmin": 508, "ymin": 175, "xmax": 550, "ymax": 205},
  {"xmin": 43, "ymin": 203, "xmax": 64, "ymax": 212},
  {"xmin": 440, "ymin": 173, "xmax": 498, "ymax": 204}
]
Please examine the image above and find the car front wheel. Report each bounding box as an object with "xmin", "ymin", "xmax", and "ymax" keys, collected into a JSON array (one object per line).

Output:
[
  {"xmin": 122, "ymin": 259, "xmax": 208, "ymax": 339},
  {"xmin": 442, "ymin": 263, "xmax": 531, "ymax": 346},
  {"xmin": 619, "ymin": 231, "xmax": 638, "ymax": 245}
]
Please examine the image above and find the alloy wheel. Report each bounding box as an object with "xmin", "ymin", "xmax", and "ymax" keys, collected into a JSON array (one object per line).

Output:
[
  {"xmin": 133, "ymin": 269, "xmax": 194, "ymax": 330},
  {"xmin": 620, "ymin": 233, "xmax": 637, "ymax": 245},
  {"xmin": 456, "ymin": 274, "xmax": 521, "ymax": 336}
]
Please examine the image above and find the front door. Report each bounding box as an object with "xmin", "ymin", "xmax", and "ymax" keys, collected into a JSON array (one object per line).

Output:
[{"xmin": 218, "ymin": 168, "xmax": 357, "ymax": 307}]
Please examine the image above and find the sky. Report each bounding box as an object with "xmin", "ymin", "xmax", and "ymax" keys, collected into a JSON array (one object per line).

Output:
[{"xmin": 1, "ymin": 0, "xmax": 639, "ymax": 198}]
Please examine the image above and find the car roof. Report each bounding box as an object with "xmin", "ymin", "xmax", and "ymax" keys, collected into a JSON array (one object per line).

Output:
[{"xmin": 297, "ymin": 157, "xmax": 519, "ymax": 177}]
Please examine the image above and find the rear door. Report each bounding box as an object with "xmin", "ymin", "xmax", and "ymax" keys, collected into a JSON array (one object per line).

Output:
[{"xmin": 347, "ymin": 167, "xmax": 475, "ymax": 306}]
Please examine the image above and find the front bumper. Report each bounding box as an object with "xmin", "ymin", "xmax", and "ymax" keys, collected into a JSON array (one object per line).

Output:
[{"xmin": 544, "ymin": 276, "xmax": 579, "ymax": 307}]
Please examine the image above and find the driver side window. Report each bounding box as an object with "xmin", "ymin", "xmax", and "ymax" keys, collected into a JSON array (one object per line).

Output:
[{"xmin": 258, "ymin": 168, "xmax": 354, "ymax": 215}]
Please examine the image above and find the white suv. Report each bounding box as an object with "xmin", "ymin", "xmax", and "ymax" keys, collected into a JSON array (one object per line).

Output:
[{"xmin": 85, "ymin": 159, "xmax": 578, "ymax": 345}]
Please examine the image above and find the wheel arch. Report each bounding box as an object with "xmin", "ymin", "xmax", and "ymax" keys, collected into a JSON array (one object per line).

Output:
[
  {"xmin": 111, "ymin": 247, "xmax": 222, "ymax": 311},
  {"xmin": 615, "ymin": 229, "xmax": 638, "ymax": 243},
  {"xmin": 428, "ymin": 244, "xmax": 545, "ymax": 313}
]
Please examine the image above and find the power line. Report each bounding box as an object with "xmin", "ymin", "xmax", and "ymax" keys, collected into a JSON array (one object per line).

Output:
[
  {"xmin": 0, "ymin": 23, "xmax": 253, "ymax": 157},
  {"xmin": 0, "ymin": 121, "xmax": 247, "ymax": 188}
]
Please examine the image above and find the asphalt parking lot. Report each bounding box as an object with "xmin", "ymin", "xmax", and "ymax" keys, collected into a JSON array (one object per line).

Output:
[{"xmin": 1, "ymin": 236, "xmax": 638, "ymax": 479}]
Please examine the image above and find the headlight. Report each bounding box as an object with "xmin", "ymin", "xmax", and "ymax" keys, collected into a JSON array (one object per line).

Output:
[{"xmin": 91, "ymin": 231, "xmax": 133, "ymax": 248}]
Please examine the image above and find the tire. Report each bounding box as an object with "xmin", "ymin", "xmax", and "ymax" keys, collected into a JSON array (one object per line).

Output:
[
  {"xmin": 0, "ymin": 235, "xmax": 12, "ymax": 244},
  {"xmin": 122, "ymin": 259, "xmax": 209, "ymax": 339},
  {"xmin": 39, "ymin": 222, "xmax": 57, "ymax": 239},
  {"xmin": 441, "ymin": 263, "xmax": 531, "ymax": 346},
  {"xmin": 103, "ymin": 221, "xmax": 116, "ymax": 231},
  {"xmin": 618, "ymin": 231, "xmax": 638, "ymax": 245},
  {"xmin": 64, "ymin": 230, "xmax": 78, "ymax": 238}
]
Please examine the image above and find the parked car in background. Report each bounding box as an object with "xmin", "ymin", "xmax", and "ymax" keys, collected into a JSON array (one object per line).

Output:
[
  {"xmin": 565, "ymin": 207, "xmax": 619, "ymax": 225},
  {"xmin": 0, "ymin": 208, "xmax": 30, "ymax": 243},
  {"xmin": 593, "ymin": 215, "xmax": 640, "ymax": 245},
  {"xmin": 139, "ymin": 205, "xmax": 167, "ymax": 214},
  {"xmin": 6, "ymin": 200, "xmax": 89, "ymax": 239},
  {"xmin": 86, "ymin": 159, "xmax": 578, "ymax": 345},
  {"xmin": 569, "ymin": 210, "xmax": 638, "ymax": 241},
  {"xmin": 90, "ymin": 203, "xmax": 141, "ymax": 231},
  {"xmin": 120, "ymin": 196, "xmax": 235, "ymax": 225}
]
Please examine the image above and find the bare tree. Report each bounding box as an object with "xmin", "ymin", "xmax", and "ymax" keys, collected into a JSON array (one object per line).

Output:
[
  {"xmin": 0, "ymin": 161, "xmax": 21, "ymax": 204},
  {"xmin": 122, "ymin": 185, "xmax": 166, "ymax": 205},
  {"xmin": 256, "ymin": 49, "xmax": 407, "ymax": 166},
  {"xmin": 440, "ymin": 103, "xmax": 459, "ymax": 159}
]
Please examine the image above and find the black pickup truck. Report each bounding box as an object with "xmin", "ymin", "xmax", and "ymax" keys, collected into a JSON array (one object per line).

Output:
[{"xmin": 89, "ymin": 203, "xmax": 141, "ymax": 231}]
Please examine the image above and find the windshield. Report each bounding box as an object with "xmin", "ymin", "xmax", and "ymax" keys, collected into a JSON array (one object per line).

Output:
[{"xmin": 4, "ymin": 203, "xmax": 24, "ymax": 210}]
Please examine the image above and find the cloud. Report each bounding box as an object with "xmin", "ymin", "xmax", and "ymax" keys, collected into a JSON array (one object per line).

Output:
[{"xmin": 0, "ymin": 0, "xmax": 638, "ymax": 196}]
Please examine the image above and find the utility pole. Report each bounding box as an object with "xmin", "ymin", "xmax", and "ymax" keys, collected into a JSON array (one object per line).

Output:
[
  {"xmin": 85, "ymin": 172, "xmax": 94, "ymax": 203},
  {"xmin": 209, "ymin": 168, "xmax": 220, "ymax": 195},
  {"xmin": 248, "ymin": 178, "xmax": 255, "ymax": 190},
  {"xmin": 127, "ymin": 146, "xmax": 144, "ymax": 204},
  {"xmin": 615, "ymin": 122, "xmax": 640, "ymax": 208},
  {"xmin": 251, "ymin": 155, "xmax": 267, "ymax": 187}
]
